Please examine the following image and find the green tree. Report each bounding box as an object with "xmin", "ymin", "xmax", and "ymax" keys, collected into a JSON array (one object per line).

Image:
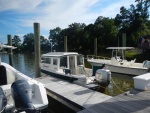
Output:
[
  {"xmin": 12, "ymin": 35, "xmax": 21, "ymax": 52},
  {"xmin": 114, "ymin": 0, "xmax": 150, "ymax": 46},
  {"xmin": 94, "ymin": 16, "xmax": 118, "ymax": 51},
  {"xmin": 41, "ymin": 36, "xmax": 51, "ymax": 52},
  {"xmin": 22, "ymin": 33, "xmax": 34, "ymax": 52},
  {"xmin": 49, "ymin": 27, "xmax": 62, "ymax": 51},
  {"xmin": 83, "ymin": 24, "xmax": 96, "ymax": 54},
  {"xmin": 66, "ymin": 23, "xmax": 86, "ymax": 52}
]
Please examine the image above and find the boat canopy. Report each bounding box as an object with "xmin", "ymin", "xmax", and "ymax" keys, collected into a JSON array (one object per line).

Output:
[
  {"xmin": 41, "ymin": 52, "xmax": 78, "ymax": 57},
  {"xmin": 106, "ymin": 47, "xmax": 134, "ymax": 50}
]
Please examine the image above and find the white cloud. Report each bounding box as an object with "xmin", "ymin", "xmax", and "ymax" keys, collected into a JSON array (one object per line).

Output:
[
  {"xmin": 0, "ymin": 0, "xmax": 137, "ymax": 32},
  {"xmin": 99, "ymin": 0, "xmax": 136, "ymax": 18},
  {"xmin": 18, "ymin": 0, "xmax": 100, "ymax": 30},
  {"xmin": 0, "ymin": 0, "xmax": 44, "ymax": 13}
]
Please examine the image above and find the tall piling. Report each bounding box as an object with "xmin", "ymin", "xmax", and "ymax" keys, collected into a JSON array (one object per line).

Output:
[
  {"xmin": 7, "ymin": 35, "xmax": 13, "ymax": 66},
  {"xmin": 64, "ymin": 36, "xmax": 68, "ymax": 52},
  {"xmin": 122, "ymin": 33, "xmax": 126, "ymax": 58},
  {"xmin": 34, "ymin": 23, "xmax": 41, "ymax": 78},
  {"xmin": 94, "ymin": 38, "xmax": 97, "ymax": 56},
  {"xmin": 122, "ymin": 33, "xmax": 126, "ymax": 47}
]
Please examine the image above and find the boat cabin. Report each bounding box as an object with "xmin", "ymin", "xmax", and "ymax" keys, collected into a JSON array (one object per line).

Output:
[{"xmin": 40, "ymin": 52, "xmax": 84, "ymax": 75}]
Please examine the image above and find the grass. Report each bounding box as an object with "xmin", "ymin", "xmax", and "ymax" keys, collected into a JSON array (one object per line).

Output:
[{"xmin": 125, "ymin": 51, "xmax": 138, "ymax": 60}]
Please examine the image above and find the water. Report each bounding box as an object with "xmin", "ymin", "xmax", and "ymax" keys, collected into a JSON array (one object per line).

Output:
[
  {"xmin": 0, "ymin": 53, "xmax": 35, "ymax": 78},
  {"xmin": 102, "ymin": 73, "xmax": 134, "ymax": 96},
  {"xmin": 0, "ymin": 53, "xmax": 134, "ymax": 96}
]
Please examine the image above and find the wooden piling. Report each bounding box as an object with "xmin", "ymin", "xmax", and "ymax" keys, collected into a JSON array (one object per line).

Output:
[
  {"xmin": 122, "ymin": 33, "xmax": 126, "ymax": 47},
  {"xmin": 34, "ymin": 23, "xmax": 41, "ymax": 78},
  {"xmin": 64, "ymin": 36, "xmax": 68, "ymax": 52},
  {"xmin": 7, "ymin": 35, "xmax": 13, "ymax": 66},
  {"xmin": 94, "ymin": 38, "xmax": 97, "ymax": 56},
  {"xmin": 122, "ymin": 33, "xmax": 126, "ymax": 58}
]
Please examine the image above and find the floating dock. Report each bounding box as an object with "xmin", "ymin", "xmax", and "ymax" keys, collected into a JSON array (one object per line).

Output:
[
  {"xmin": 35, "ymin": 73, "xmax": 150, "ymax": 113},
  {"xmin": 78, "ymin": 89, "xmax": 150, "ymax": 113},
  {"xmin": 35, "ymin": 76, "xmax": 112, "ymax": 112}
]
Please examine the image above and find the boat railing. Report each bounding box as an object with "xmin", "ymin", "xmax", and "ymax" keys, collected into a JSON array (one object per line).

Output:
[{"xmin": 87, "ymin": 55, "xmax": 110, "ymax": 60}]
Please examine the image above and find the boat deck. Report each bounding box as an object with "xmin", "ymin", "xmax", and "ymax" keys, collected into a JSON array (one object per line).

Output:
[
  {"xmin": 88, "ymin": 59, "xmax": 111, "ymax": 64},
  {"xmin": 78, "ymin": 89, "xmax": 150, "ymax": 113},
  {"xmin": 35, "ymin": 76, "xmax": 112, "ymax": 112}
]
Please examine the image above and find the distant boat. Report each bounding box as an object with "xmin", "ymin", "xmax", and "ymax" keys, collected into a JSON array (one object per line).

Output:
[
  {"xmin": 87, "ymin": 47, "xmax": 150, "ymax": 76},
  {"xmin": 0, "ymin": 44, "xmax": 48, "ymax": 113},
  {"xmin": 40, "ymin": 52, "xmax": 111, "ymax": 88}
]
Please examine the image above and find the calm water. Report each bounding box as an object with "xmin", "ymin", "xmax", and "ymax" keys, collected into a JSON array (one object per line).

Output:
[
  {"xmin": 0, "ymin": 53, "xmax": 134, "ymax": 96},
  {"xmin": 0, "ymin": 53, "xmax": 35, "ymax": 78}
]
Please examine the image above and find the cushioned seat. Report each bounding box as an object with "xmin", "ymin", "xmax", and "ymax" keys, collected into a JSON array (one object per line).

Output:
[{"xmin": 0, "ymin": 65, "xmax": 7, "ymax": 85}]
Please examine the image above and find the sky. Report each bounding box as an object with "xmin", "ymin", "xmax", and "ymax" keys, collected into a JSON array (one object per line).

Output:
[{"xmin": 0, "ymin": 0, "xmax": 136, "ymax": 44}]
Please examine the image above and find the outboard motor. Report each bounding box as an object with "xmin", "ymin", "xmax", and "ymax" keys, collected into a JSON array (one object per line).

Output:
[
  {"xmin": 95, "ymin": 69, "xmax": 111, "ymax": 87},
  {"xmin": 143, "ymin": 60, "xmax": 150, "ymax": 68},
  {"xmin": 11, "ymin": 79, "xmax": 35, "ymax": 113},
  {"xmin": 0, "ymin": 87, "xmax": 7, "ymax": 113}
]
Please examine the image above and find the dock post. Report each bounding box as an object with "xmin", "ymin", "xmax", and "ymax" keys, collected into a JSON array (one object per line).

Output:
[
  {"xmin": 34, "ymin": 23, "xmax": 41, "ymax": 78},
  {"xmin": 94, "ymin": 38, "xmax": 97, "ymax": 56},
  {"xmin": 122, "ymin": 33, "xmax": 126, "ymax": 47},
  {"xmin": 7, "ymin": 35, "xmax": 13, "ymax": 66},
  {"xmin": 122, "ymin": 33, "xmax": 126, "ymax": 58},
  {"xmin": 64, "ymin": 36, "xmax": 68, "ymax": 52}
]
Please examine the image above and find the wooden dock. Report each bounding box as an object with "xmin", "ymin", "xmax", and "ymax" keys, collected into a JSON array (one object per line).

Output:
[
  {"xmin": 35, "ymin": 76, "xmax": 112, "ymax": 112},
  {"xmin": 78, "ymin": 89, "xmax": 150, "ymax": 113}
]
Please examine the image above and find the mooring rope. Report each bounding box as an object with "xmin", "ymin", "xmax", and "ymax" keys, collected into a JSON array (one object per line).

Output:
[
  {"xmin": 110, "ymin": 77, "xmax": 125, "ymax": 93},
  {"xmin": 81, "ymin": 67, "xmax": 108, "ymax": 89}
]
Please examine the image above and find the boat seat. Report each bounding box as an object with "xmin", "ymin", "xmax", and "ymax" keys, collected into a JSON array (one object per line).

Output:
[
  {"xmin": 130, "ymin": 59, "xmax": 136, "ymax": 66},
  {"xmin": 63, "ymin": 69, "xmax": 71, "ymax": 74},
  {"xmin": 0, "ymin": 65, "xmax": 7, "ymax": 85}
]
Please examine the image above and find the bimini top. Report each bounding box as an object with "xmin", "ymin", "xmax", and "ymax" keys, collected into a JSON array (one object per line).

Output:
[
  {"xmin": 106, "ymin": 47, "xmax": 134, "ymax": 50},
  {"xmin": 41, "ymin": 52, "xmax": 79, "ymax": 57}
]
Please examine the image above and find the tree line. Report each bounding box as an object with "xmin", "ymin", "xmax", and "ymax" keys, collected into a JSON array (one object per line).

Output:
[{"xmin": 11, "ymin": 0, "xmax": 150, "ymax": 54}]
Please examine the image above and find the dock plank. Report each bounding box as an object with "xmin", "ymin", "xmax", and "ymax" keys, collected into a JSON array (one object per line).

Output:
[
  {"xmin": 36, "ymin": 75, "xmax": 150, "ymax": 113},
  {"xmin": 35, "ymin": 76, "xmax": 112, "ymax": 111},
  {"xmin": 78, "ymin": 89, "xmax": 150, "ymax": 113}
]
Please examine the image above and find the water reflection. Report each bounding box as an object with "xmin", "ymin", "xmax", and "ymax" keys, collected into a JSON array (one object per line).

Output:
[
  {"xmin": 1, "ymin": 53, "xmax": 35, "ymax": 78},
  {"xmin": 105, "ymin": 73, "xmax": 134, "ymax": 96},
  {"xmin": 90, "ymin": 73, "xmax": 134, "ymax": 96},
  {"xmin": 0, "ymin": 53, "xmax": 134, "ymax": 96}
]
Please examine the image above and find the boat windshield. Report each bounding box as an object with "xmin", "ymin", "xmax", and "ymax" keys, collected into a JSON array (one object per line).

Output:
[
  {"xmin": 112, "ymin": 49, "xmax": 124, "ymax": 60},
  {"xmin": 77, "ymin": 55, "xmax": 84, "ymax": 65}
]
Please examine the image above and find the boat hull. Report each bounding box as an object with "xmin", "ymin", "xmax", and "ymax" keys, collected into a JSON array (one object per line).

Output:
[
  {"xmin": 0, "ymin": 62, "xmax": 48, "ymax": 112},
  {"xmin": 41, "ymin": 69, "xmax": 78, "ymax": 82},
  {"xmin": 88, "ymin": 61, "xmax": 148, "ymax": 76}
]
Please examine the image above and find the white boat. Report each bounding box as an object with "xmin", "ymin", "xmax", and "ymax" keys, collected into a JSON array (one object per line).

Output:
[
  {"xmin": 40, "ymin": 52, "xmax": 111, "ymax": 88},
  {"xmin": 0, "ymin": 44, "xmax": 48, "ymax": 113},
  {"xmin": 87, "ymin": 47, "xmax": 150, "ymax": 76}
]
